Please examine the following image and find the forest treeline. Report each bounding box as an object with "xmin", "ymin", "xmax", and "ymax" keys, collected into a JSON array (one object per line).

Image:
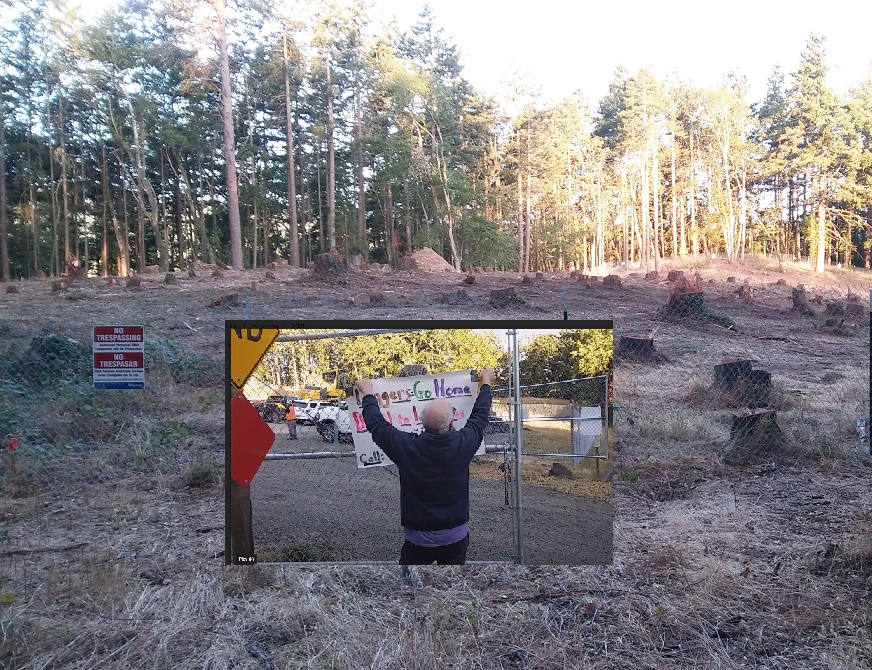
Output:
[{"xmin": 0, "ymin": 0, "xmax": 871, "ymax": 281}]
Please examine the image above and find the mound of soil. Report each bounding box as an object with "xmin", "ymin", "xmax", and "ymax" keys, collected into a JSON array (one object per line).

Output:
[{"xmin": 399, "ymin": 247, "xmax": 457, "ymax": 273}]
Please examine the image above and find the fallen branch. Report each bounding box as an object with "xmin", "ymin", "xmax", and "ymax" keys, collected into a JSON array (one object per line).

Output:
[{"xmin": 1, "ymin": 542, "xmax": 89, "ymax": 557}]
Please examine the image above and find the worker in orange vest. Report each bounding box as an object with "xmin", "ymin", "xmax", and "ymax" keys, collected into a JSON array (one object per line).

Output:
[{"xmin": 285, "ymin": 404, "xmax": 298, "ymax": 439}]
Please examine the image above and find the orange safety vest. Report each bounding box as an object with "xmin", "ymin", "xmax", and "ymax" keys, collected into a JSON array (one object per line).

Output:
[{"xmin": 285, "ymin": 406, "xmax": 296, "ymax": 421}]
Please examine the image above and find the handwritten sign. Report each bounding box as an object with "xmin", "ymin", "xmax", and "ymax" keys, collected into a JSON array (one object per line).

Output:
[{"xmin": 347, "ymin": 370, "xmax": 485, "ymax": 468}]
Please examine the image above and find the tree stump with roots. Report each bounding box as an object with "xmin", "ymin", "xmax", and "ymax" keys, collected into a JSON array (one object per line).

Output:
[
  {"xmin": 721, "ymin": 409, "xmax": 787, "ymax": 465},
  {"xmin": 792, "ymin": 286, "xmax": 814, "ymax": 314}
]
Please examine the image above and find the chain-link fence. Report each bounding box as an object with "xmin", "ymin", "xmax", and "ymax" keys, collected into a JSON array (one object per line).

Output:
[
  {"xmin": 233, "ymin": 326, "xmax": 614, "ymax": 565},
  {"xmin": 0, "ymin": 323, "xmax": 225, "ymax": 498},
  {"xmin": 614, "ymin": 274, "xmax": 872, "ymax": 468}
]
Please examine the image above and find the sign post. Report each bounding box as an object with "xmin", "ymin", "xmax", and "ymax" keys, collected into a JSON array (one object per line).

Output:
[{"xmin": 93, "ymin": 325, "xmax": 145, "ymax": 390}]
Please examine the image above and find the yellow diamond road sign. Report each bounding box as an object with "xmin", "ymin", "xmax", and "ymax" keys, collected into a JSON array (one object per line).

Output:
[{"xmin": 230, "ymin": 327, "xmax": 280, "ymax": 389}]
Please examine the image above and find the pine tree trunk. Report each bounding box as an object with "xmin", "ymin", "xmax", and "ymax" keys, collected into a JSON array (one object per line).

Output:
[
  {"xmin": 816, "ymin": 175, "xmax": 826, "ymax": 273},
  {"xmin": 404, "ymin": 177, "xmax": 411, "ymax": 253},
  {"xmin": 517, "ymin": 129, "xmax": 523, "ymax": 273},
  {"xmin": 652, "ymin": 148, "xmax": 660, "ymax": 272},
  {"xmin": 641, "ymin": 156, "xmax": 650, "ymax": 272},
  {"xmin": 525, "ymin": 132, "xmax": 532, "ymax": 273},
  {"xmin": 216, "ymin": 0, "xmax": 243, "ymax": 269},
  {"xmin": 355, "ymin": 70, "xmax": 366, "ymax": 253},
  {"xmin": 671, "ymin": 128, "xmax": 678, "ymax": 259},
  {"xmin": 690, "ymin": 130, "xmax": 698, "ymax": 257},
  {"xmin": 621, "ymin": 166, "xmax": 629, "ymax": 268},
  {"xmin": 101, "ymin": 145, "xmax": 109, "ymax": 277},
  {"xmin": 326, "ymin": 58, "xmax": 337, "ymax": 252},
  {"xmin": 59, "ymin": 100, "xmax": 71, "ymax": 274},
  {"xmin": 283, "ymin": 32, "xmax": 301, "ymax": 268},
  {"xmin": 0, "ymin": 113, "xmax": 8, "ymax": 282}
]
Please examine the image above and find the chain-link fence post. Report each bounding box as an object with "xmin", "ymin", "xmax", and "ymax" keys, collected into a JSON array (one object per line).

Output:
[{"xmin": 510, "ymin": 328, "xmax": 524, "ymax": 565}]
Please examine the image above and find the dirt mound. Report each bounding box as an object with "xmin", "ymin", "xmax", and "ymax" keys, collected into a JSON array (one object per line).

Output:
[{"xmin": 399, "ymin": 247, "xmax": 457, "ymax": 272}]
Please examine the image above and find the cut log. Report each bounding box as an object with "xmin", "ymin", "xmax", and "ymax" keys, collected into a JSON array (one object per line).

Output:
[
  {"xmin": 603, "ymin": 274, "xmax": 622, "ymax": 288},
  {"xmin": 616, "ymin": 335, "xmax": 667, "ymax": 362},
  {"xmin": 489, "ymin": 287, "xmax": 526, "ymax": 308},
  {"xmin": 721, "ymin": 410, "xmax": 787, "ymax": 465}
]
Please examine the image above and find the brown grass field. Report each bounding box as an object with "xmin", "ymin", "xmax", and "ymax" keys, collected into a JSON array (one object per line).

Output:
[{"xmin": 0, "ymin": 256, "xmax": 870, "ymax": 669}]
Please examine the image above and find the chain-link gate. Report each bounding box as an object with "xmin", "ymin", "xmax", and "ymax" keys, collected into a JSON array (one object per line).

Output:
[{"xmin": 228, "ymin": 323, "xmax": 614, "ymax": 565}]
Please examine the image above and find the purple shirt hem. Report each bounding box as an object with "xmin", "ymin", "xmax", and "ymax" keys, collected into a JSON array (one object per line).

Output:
[{"xmin": 404, "ymin": 523, "xmax": 468, "ymax": 548}]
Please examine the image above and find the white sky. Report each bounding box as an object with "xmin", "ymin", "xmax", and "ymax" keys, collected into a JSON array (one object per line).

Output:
[{"xmin": 74, "ymin": 0, "xmax": 871, "ymax": 106}]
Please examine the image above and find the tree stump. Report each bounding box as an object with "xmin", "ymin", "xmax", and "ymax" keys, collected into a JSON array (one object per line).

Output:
[
  {"xmin": 721, "ymin": 409, "xmax": 786, "ymax": 465},
  {"xmin": 51, "ymin": 279, "xmax": 69, "ymax": 292},
  {"xmin": 645, "ymin": 271, "xmax": 660, "ymax": 281},
  {"xmin": 464, "ymin": 274, "xmax": 475, "ymax": 285},
  {"xmin": 125, "ymin": 276, "xmax": 141, "ymax": 288},
  {"xmin": 442, "ymin": 288, "xmax": 472, "ymax": 305},
  {"xmin": 212, "ymin": 269, "xmax": 224, "ymax": 278},
  {"xmin": 313, "ymin": 252, "xmax": 347, "ymax": 274},
  {"xmin": 369, "ymin": 291, "xmax": 385, "ymax": 304},
  {"xmin": 489, "ymin": 287, "xmax": 526, "ymax": 308},
  {"xmin": 824, "ymin": 300, "xmax": 845, "ymax": 317},
  {"xmin": 617, "ymin": 335, "xmax": 667, "ymax": 362},
  {"xmin": 667, "ymin": 270, "xmax": 685, "ymax": 281},
  {"xmin": 536, "ymin": 271, "xmax": 544, "ymax": 279},
  {"xmin": 733, "ymin": 282, "xmax": 753, "ymax": 302},
  {"xmin": 520, "ymin": 275, "xmax": 533, "ymax": 285},
  {"xmin": 250, "ymin": 281, "xmax": 259, "ymax": 292},
  {"xmin": 713, "ymin": 359, "xmax": 771, "ymax": 408},
  {"xmin": 792, "ymin": 286, "xmax": 813, "ymax": 314},
  {"xmin": 264, "ymin": 271, "xmax": 275, "ymax": 280},
  {"xmin": 726, "ymin": 276, "xmax": 736, "ymax": 283},
  {"xmin": 603, "ymin": 274, "xmax": 622, "ymax": 288},
  {"xmin": 349, "ymin": 253, "xmax": 363, "ymax": 270},
  {"xmin": 548, "ymin": 462, "xmax": 573, "ymax": 479},
  {"xmin": 570, "ymin": 270, "xmax": 579, "ymax": 279},
  {"xmin": 188, "ymin": 267, "xmax": 197, "ymax": 278},
  {"xmin": 776, "ymin": 278, "xmax": 787, "ymax": 286},
  {"xmin": 164, "ymin": 273, "xmax": 178, "ymax": 285}
]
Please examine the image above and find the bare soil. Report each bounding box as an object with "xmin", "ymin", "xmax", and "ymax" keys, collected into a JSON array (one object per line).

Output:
[{"xmin": 0, "ymin": 255, "xmax": 870, "ymax": 669}]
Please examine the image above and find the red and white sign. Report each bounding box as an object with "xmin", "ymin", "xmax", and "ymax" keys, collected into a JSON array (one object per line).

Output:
[{"xmin": 93, "ymin": 326, "xmax": 145, "ymax": 389}]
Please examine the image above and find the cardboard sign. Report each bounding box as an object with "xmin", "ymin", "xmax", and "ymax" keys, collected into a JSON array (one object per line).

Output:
[
  {"xmin": 347, "ymin": 370, "xmax": 485, "ymax": 468},
  {"xmin": 93, "ymin": 325, "xmax": 145, "ymax": 389}
]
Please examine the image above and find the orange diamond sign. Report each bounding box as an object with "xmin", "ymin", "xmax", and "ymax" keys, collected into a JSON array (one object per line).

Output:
[{"xmin": 230, "ymin": 391, "xmax": 276, "ymax": 487}]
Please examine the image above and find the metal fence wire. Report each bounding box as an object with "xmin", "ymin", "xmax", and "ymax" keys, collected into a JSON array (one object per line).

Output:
[{"xmin": 237, "ymin": 327, "xmax": 613, "ymax": 565}]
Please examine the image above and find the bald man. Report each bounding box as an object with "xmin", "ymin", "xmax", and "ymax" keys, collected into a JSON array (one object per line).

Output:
[{"xmin": 355, "ymin": 368, "xmax": 495, "ymax": 565}]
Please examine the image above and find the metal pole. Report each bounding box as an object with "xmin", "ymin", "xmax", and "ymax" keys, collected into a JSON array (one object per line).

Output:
[{"xmin": 510, "ymin": 328, "xmax": 524, "ymax": 564}]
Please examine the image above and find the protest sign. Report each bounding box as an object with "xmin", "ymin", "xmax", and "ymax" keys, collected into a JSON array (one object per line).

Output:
[{"xmin": 346, "ymin": 370, "xmax": 485, "ymax": 468}]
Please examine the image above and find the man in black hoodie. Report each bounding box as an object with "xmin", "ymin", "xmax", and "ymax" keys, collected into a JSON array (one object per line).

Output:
[{"xmin": 355, "ymin": 368, "xmax": 495, "ymax": 565}]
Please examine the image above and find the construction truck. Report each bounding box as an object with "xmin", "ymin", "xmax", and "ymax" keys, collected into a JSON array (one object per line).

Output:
[{"xmin": 298, "ymin": 370, "xmax": 350, "ymax": 402}]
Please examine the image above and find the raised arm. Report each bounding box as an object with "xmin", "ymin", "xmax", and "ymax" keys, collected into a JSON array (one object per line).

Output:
[
  {"xmin": 458, "ymin": 368, "xmax": 495, "ymax": 450},
  {"xmin": 356, "ymin": 379, "xmax": 405, "ymax": 464}
]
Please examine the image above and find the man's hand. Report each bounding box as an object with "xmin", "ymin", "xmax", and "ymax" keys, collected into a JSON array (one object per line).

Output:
[
  {"xmin": 479, "ymin": 368, "xmax": 495, "ymax": 386},
  {"xmin": 355, "ymin": 378, "xmax": 375, "ymax": 397}
]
